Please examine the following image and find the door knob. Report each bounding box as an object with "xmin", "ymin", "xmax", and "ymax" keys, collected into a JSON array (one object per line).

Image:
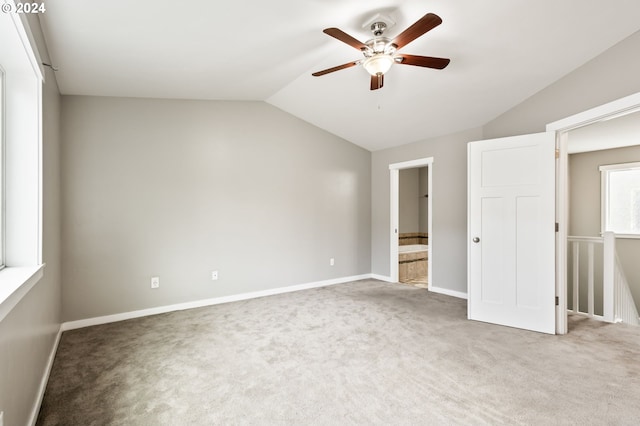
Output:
[{"xmin": 473, "ymin": 237, "xmax": 480, "ymax": 243}]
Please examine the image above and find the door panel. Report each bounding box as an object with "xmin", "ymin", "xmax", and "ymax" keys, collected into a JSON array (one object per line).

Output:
[
  {"xmin": 468, "ymin": 132, "xmax": 556, "ymax": 334},
  {"xmin": 480, "ymin": 197, "xmax": 504, "ymax": 304}
]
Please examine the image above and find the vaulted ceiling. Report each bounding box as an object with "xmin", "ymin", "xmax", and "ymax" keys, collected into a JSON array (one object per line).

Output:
[{"xmin": 39, "ymin": 0, "xmax": 640, "ymax": 151}]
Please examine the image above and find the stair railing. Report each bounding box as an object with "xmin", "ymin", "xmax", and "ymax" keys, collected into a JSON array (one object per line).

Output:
[{"xmin": 567, "ymin": 232, "xmax": 639, "ymax": 325}]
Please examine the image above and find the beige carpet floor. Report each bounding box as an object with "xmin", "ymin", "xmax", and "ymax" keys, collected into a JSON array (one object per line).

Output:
[{"xmin": 37, "ymin": 279, "xmax": 640, "ymax": 425}]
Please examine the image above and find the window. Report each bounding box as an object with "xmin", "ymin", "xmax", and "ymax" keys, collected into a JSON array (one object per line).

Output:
[
  {"xmin": 0, "ymin": 6, "xmax": 44, "ymax": 320},
  {"xmin": 0, "ymin": 66, "xmax": 4, "ymax": 270},
  {"xmin": 600, "ymin": 162, "xmax": 640, "ymax": 238}
]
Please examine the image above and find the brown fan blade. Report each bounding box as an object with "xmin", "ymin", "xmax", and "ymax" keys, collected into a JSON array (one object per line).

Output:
[
  {"xmin": 391, "ymin": 13, "xmax": 442, "ymax": 50},
  {"xmin": 397, "ymin": 54, "xmax": 450, "ymax": 69},
  {"xmin": 312, "ymin": 61, "xmax": 360, "ymax": 77},
  {"xmin": 323, "ymin": 28, "xmax": 367, "ymax": 50},
  {"xmin": 370, "ymin": 74, "xmax": 384, "ymax": 91}
]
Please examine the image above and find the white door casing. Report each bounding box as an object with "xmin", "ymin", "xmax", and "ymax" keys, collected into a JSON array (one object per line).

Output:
[
  {"xmin": 389, "ymin": 158, "xmax": 433, "ymax": 285},
  {"xmin": 468, "ymin": 132, "xmax": 556, "ymax": 334},
  {"xmin": 548, "ymin": 91, "xmax": 640, "ymax": 335}
]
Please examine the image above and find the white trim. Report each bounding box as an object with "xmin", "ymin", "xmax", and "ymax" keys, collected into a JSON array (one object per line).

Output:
[
  {"xmin": 15, "ymin": 12, "xmax": 45, "ymax": 81},
  {"xmin": 547, "ymin": 92, "xmax": 640, "ymax": 133},
  {"xmin": 547, "ymin": 91, "xmax": 640, "ymax": 335},
  {"xmin": 28, "ymin": 325, "xmax": 62, "ymax": 426},
  {"xmin": 599, "ymin": 161, "xmax": 640, "ymax": 172},
  {"xmin": 62, "ymin": 274, "xmax": 372, "ymax": 331},
  {"xmin": 430, "ymin": 286, "xmax": 467, "ymax": 300},
  {"xmin": 8, "ymin": 1, "xmax": 44, "ymax": 82},
  {"xmin": 600, "ymin": 162, "xmax": 640, "ymax": 237},
  {"xmin": 601, "ymin": 163, "xmax": 609, "ymax": 236},
  {"xmin": 603, "ymin": 234, "xmax": 640, "ymax": 240},
  {"xmin": 389, "ymin": 158, "xmax": 433, "ymax": 170},
  {"xmin": 556, "ymin": 131, "xmax": 569, "ymax": 335},
  {"xmin": 0, "ymin": 264, "xmax": 45, "ymax": 322},
  {"xmin": 1, "ymin": 64, "xmax": 5, "ymax": 270},
  {"xmin": 389, "ymin": 157, "xmax": 433, "ymax": 287},
  {"xmin": 371, "ymin": 273, "xmax": 393, "ymax": 282},
  {"xmin": 389, "ymin": 169, "xmax": 399, "ymax": 282},
  {"xmin": 37, "ymin": 80, "xmax": 43, "ymax": 265}
]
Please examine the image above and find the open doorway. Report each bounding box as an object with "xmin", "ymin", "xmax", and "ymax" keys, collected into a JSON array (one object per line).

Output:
[
  {"xmin": 389, "ymin": 157, "xmax": 433, "ymax": 288},
  {"xmin": 564, "ymin": 111, "xmax": 640, "ymax": 328},
  {"xmin": 549, "ymin": 91, "xmax": 640, "ymax": 334},
  {"xmin": 398, "ymin": 167, "xmax": 429, "ymax": 288}
]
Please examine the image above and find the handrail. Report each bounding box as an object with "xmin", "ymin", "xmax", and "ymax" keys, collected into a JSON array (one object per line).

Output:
[{"xmin": 567, "ymin": 236, "xmax": 604, "ymax": 243}]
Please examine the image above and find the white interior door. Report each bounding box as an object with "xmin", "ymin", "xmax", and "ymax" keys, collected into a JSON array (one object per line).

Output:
[{"xmin": 468, "ymin": 132, "xmax": 556, "ymax": 334}]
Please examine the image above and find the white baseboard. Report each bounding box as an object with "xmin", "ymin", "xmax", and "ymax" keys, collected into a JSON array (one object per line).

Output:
[
  {"xmin": 370, "ymin": 274, "xmax": 393, "ymax": 282},
  {"xmin": 29, "ymin": 325, "xmax": 62, "ymax": 426},
  {"xmin": 60, "ymin": 275, "xmax": 468, "ymax": 331},
  {"xmin": 62, "ymin": 274, "xmax": 373, "ymax": 331},
  {"xmin": 369, "ymin": 275, "xmax": 466, "ymax": 300},
  {"xmin": 429, "ymin": 285, "xmax": 468, "ymax": 300}
]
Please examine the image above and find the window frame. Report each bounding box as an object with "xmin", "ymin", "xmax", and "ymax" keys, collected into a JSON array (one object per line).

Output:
[
  {"xmin": 0, "ymin": 7, "xmax": 45, "ymax": 322},
  {"xmin": 600, "ymin": 161, "xmax": 640, "ymax": 239},
  {"xmin": 0, "ymin": 65, "xmax": 4, "ymax": 270}
]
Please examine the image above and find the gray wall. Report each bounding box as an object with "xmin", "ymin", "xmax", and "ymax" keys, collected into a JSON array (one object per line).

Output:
[
  {"xmin": 399, "ymin": 168, "xmax": 419, "ymax": 233},
  {"xmin": 371, "ymin": 30, "xmax": 640, "ymax": 296},
  {"xmin": 0, "ymin": 18, "xmax": 62, "ymax": 426},
  {"xmin": 371, "ymin": 127, "xmax": 483, "ymax": 293},
  {"xmin": 2, "ymin": 16, "xmax": 636, "ymax": 426},
  {"xmin": 484, "ymin": 30, "xmax": 640, "ymax": 139},
  {"xmin": 569, "ymin": 145, "xmax": 640, "ymax": 310},
  {"xmin": 398, "ymin": 167, "xmax": 429, "ymax": 234},
  {"xmin": 61, "ymin": 96, "xmax": 371, "ymax": 321}
]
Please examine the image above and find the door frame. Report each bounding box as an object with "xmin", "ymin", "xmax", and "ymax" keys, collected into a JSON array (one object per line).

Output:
[
  {"xmin": 548, "ymin": 91, "xmax": 640, "ymax": 334},
  {"xmin": 389, "ymin": 157, "xmax": 433, "ymax": 285}
]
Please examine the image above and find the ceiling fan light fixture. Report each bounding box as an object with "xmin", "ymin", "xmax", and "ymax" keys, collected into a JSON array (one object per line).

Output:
[
  {"xmin": 362, "ymin": 54, "xmax": 394, "ymax": 76},
  {"xmin": 312, "ymin": 12, "xmax": 449, "ymax": 90}
]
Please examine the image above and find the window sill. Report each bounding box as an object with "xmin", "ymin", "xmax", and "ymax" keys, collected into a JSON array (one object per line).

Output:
[{"xmin": 0, "ymin": 264, "xmax": 45, "ymax": 323}]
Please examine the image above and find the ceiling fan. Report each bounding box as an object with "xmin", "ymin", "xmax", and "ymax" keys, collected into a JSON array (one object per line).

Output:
[{"xmin": 312, "ymin": 12, "xmax": 450, "ymax": 90}]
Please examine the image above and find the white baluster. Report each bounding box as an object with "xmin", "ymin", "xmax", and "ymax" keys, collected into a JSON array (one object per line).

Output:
[{"xmin": 572, "ymin": 241, "xmax": 579, "ymax": 313}]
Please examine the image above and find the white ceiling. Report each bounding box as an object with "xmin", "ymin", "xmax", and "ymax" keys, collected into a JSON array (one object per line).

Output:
[{"xmin": 38, "ymin": 0, "xmax": 640, "ymax": 151}]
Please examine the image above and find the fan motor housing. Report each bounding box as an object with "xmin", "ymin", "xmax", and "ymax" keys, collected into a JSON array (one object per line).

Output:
[{"xmin": 363, "ymin": 36, "xmax": 395, "ymax": 57}]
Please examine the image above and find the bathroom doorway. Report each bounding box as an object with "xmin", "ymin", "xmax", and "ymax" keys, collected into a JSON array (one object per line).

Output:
[
  {"xmin": 389, "ymin": 157, "xmax": 433, "ymax": 289},
  {"xmin": 398, "ymin": 167, "xmax": 429, "ymax": 287}
]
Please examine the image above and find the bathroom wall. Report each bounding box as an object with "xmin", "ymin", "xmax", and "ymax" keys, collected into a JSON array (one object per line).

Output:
[
  {"xmin": 399, "ymin": 167, "xmax": 429, "ymax": 235},
  {"xmin": 399, "ymin": 168, "xmax": 420, "ymax": 233},
  {"xmin": 419, "ymin": 167, "xmax": 429, "ymax": 234}
]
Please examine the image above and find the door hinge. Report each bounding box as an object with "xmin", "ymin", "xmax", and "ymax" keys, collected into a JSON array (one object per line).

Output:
[
  {"xmin": 555, "ymin": 222, "xmax": 559, "ymax": 232},
  {"xmin": 555, "ymin": 149, "xmax": 560, "ymax": 159},
  {"xmin": 555, "ymin": 296, "xmax": 559, "ymax": 306}
]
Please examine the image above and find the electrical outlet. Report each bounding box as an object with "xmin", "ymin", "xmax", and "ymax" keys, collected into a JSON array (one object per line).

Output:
[
  {"xmin": 330, "ymin": 258, "xmax": 335, "ymax": 266},
  {"xmin": 151, "ymin": 276, "xmax": 160, "ymax": 289},
  {"xmin": 211, "ymin": 270, "xmax": 218, "ymax": 280}
]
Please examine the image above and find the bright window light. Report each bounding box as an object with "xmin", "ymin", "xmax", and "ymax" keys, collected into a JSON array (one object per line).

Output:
[{"xmin": 600, "ymin": 162, "xmax": 640, "ymax": 238}]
